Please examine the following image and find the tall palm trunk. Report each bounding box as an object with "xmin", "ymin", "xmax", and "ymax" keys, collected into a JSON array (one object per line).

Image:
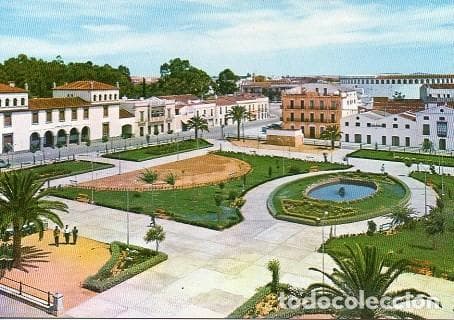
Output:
[
  {"xmin": 12, "ymin": 221, "xmax": 22, "ymax": 265},
  {"xmin": 331, "ymin": 138, "xmax": 335, "ymax": 149},
  {"xmin": 237, "ymin": 121, "xmax": 241, "ymax": 140}
]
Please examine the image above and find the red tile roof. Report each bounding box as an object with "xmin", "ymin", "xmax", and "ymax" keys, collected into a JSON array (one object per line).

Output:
[
  {"xmin": 54, "ymin": 81, "xmax": 118, "ymax": 91},
  {"xmin": 28, "ymin": 97, "xmax": 90, "ymax": 110},
  {"xmin": 0, "ymin": 83, "xmax": 27, "ymax": 93}
]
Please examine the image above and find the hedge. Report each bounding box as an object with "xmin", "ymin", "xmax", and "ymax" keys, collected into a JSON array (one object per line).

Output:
[
  {"xmin": 83, "ymin": 241, "xmax": 168, "ymax": 292},
  {"xmin": 228, "ymin": 286, "xmax": 273, "ymax": 318}
]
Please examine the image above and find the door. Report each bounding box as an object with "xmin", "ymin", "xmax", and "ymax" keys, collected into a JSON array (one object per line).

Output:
[{"xmin": 309, "ymin": 127, "xmax": 316, "ymax": 138}]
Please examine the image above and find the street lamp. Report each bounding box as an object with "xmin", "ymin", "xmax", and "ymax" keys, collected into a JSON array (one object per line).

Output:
[
  {"xmin": 421, "ymin": 163, "xmax": 427, "ymax": 216},
  {"xmin": 321, "ymin": 211, "xmax": 329, "ymax": 287},
  {"xmin": 126, "ymin": 189, "xmax": 130, "ymax": 246}
]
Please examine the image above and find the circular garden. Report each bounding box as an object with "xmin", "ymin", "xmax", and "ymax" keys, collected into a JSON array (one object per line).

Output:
[{"xmin": 268, "ymin": 172, "xmax": 410, "ymax": 225}]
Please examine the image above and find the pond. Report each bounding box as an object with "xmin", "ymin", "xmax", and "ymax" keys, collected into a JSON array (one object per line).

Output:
[{"xmin": 307, "ymin": 180, "xmax": 377, "ymax": 202}]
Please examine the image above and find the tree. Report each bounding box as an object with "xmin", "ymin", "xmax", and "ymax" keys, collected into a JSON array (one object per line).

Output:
[
  {"xmin": 267, "ymin": 259, "xmax": 280, "ymax": 293},
  {"xmin": 144, "ymin": 225, "xmax": 165, "ymax": 252},
  {"xmin": 319, "ymin": 125, "xmax": 342, "ymax": 149},
  {"xmin": 388, "ymin": 206, "xmax": 415, "ymax": 228},
  {"xmin": 140, "ymin": 169, "xmax": 159, "ymax": 210},
  {"xmin": 226, "ymin": 105, "xmax": 249, "ymax": 141},
  {"xmin": 214, "ymin": 194, "xmax": 223, "ymax": 225},
  {"xmin": 215, "ymin": 68, "xmax": 239, "ymax": 95},
  {"xmin": 165, "ymin": 172, "xmax": 177, "ymax": 202},
  {"xmin": 425, "ymin": 210, "xmax": 445, "ymax": 250},
  {"xmin": 186, "ymin": 115, "xmax": 209, "ymax": 146},
  {"xmin": 366, "ymin": 220, "xmax": 377, "ymax": 236},
  {"xmin": 156, "ymin": 58, "xmax": 213, "ymax": 97},
  {"xmin": 306, "ymin": 244, "xmax": 436, "ymax": 319},
  {"xmin": 392, "ymin": 91, "xmax": 405, "ymax": 100},
  {"xmin": 422, "ymin": 139, "xmax": 433, "ymax": 153},
  {"xmin": 0, "ymin": 171, "xmax": 68, "ymax": 265}
]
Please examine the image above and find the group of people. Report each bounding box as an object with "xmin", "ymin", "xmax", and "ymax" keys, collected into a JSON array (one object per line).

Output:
[{"xmin": 53, "ymin": 225, "xmax": 78, "ymax": 246}]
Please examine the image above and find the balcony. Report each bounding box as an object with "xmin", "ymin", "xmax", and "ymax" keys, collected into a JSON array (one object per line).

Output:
[{"xmin": 149, "ymin": 116, "xmax": 166, "ymax": 123}]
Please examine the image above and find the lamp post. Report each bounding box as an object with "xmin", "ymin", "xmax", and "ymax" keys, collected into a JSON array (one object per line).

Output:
[
  {"xmin": 322, "ymin": 211, "xmax": 329, "ymax": 287},
  {"xmin": 126, "ymin": 189, "xmax": 130, "ymax": 246},
  {"xmin": 422, "ymin": 163, "xmax": 427, "ymax": 216},
  {"xmin": 176, "ymin": 132, "xmax": 180, "ymax": 161}
]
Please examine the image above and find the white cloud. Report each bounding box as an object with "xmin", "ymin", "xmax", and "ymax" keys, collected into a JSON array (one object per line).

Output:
[{"xmin": 82, "ymin": 24, "xmax": 131, "ymax": 33}]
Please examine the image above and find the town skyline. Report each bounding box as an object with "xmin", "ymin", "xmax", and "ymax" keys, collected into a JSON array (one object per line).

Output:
[{"xmin": 1, "ymin": 0, "xmax": 453, "ymax": 76}]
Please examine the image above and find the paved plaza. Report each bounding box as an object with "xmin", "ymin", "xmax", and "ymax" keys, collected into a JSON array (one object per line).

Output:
[{"xmin": 4, "ymin": 140, "xmax": 454, "ymax": 318}]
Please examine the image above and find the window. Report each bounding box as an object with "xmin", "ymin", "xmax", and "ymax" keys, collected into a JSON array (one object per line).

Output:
[
  {"xmin": 366, "ymin": 135, "xmax": 371, "ymax": 144},
  {"xmin": 46, "ymin": 110, "xmax": 52, "ymax": 122},
  {"xmin": 422, "ymin": 124, "xmax": 430, "ymax": 135},
  {"xmin": 4, "ymin": 113, "xmax": 11, "ymax": 127},
  {"xmin": 114, "ymin": 94, "xmax": 117, "ymax": 100},
  {"xmin": 98, "ymin": 94, "xmax": 102, "ymax": 101},
  {"xmin": 71, "ymin": 109, "xmax": 77, "ymax": 121},
  {"xmin": 109, "ymin": 94, "xmax": 112, "ymax": 100},
  {"xmin": 345, "ymin": 133, "xmax": 349, "ymax": 142},
  {"xmin": 367, "ymin": 123, "xmax": 371, "ymax": 127},
  {"xmin": 320, "ymin": 114, "xmax": 324, "ymax": 122},
  {"xmin": 310, "ymin": 100, "xmax": 314, "ymax": 109},
  {"xmin": 437, "ymin": 122, "xmax": 447, "ymax": 137},
  {"xmin": 319, "ymin": 101, "xmax": 324, "ymax": 109},
  {"xmin": 103, "ymin": 106, "xmax": 109, "ymax": 118},
  {"xmin": 300, "ymin": 113, "xmax": 304, "ymax": 122},
  {"xmin": 21, "ymin": 98, "xmax": 25, "ymax": 105},
  {"xmin": 102, "ymin": 123, "xmax": 109, "ymax": 138},
  {"xmin": 331, "ymin": 114, "xmax": 335, "ymax": 122},
  {"xmin": 83, "ymin": 108, "xmax": 89, "ymax": 119},
  {"xmin": 381, "ymin": 123, "xmax": 386, "ymax": 128},
  {"xmin": 405, "ymin": 137, "xmax": 410, "ymax": 147},
  {"xmin": 439, "ymin": 117, "xmax": 445, "ymax": 121},
  {"xmin": 59, "ymin": 109, "xmax": 65, "ymax": 121},
  {"xmin": 345, "ymin": 121, "xmax": 349, "ymax": 126},
  {"xmin": 393, "ymin": 124, "xmax": 398, "ymax": 128},
  {"xmin": 5, "ymin": 99, "xmax": 9, "ymax": 107},
  {"xmin": 104, "ymin": 94, "xmax": 107, "ymax": 100},
  {"xmin": 331, "ymin": 101, "xmax": 337, "ymax": 109},
  {"xmin": 32, "ymin": 111, "xmax": 39, "ymax": 124},
  {"xmin": 392, "ymin": 136, "xmax": 400, "ymax": 146},
  {"xmin": 13, "ymin": 98, "xmax": 17, "ymax": 106},
  {"xmin": 310, "ymin": 113, "xmax": 314, "ymax": 122},
  {"xmin": 381, "ymin": 136, "xmax": 386, "ymax": 145},
  {"xmin": 290, "ymin": 113, "xmax": 294, "ymax": 121},
  {"xmin": 289, "ymin": 100, "xmax": 294, "ymax": 108},
  {"xmin": 355, "ymin": 122, "xmax": 360, "ymax": 127},
  {"xmin": 439, "ymin": 139, "xmax": 446, "ymax": 150},
  {"xmin": 93, "ymin": 95, "xmax": 97, "ymax": 101},
  {"xmin": 423, "ymin": 116, "xmax": 429, "ymax": 120},
  {"xmin": 300, "ymin": 100, "xmax": 305, "ymax": 109},
  {"xmin": 405, "ymin": 124, "xmax": 410, "ymax": 129},
  {"xmin": 354, "ymin": 134, "xmax": 362, "ymax": 143},
  {"xmin": 140, "ymin": 111, "xmax": 144, "ymax": 122}
]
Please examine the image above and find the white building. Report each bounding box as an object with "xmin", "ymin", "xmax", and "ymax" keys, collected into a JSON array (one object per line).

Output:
[
  {"xmin": 341, "ymin": 104, "xmax": 454, "ymax": 151},
  {"xmin": 0, "ymin": 81, "xmax": 134, "ymax": 152},
  {"xmin": 420, "ymin": 84, "xmax": 454, "ymax": 103},
  {"xmin": 340, "ymin": 74, "xmax": 454, "ymax": 99}
]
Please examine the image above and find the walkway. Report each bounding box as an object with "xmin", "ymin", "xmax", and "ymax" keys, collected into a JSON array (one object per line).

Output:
[{"xmin": 54, "ymin": 143, "xmax": 452, "ymax": 318}]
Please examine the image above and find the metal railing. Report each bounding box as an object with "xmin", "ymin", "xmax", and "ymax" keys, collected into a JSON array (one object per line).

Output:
[{"xmin": 0, "ymin": 275, "xmax": 54, "ymax": 307}]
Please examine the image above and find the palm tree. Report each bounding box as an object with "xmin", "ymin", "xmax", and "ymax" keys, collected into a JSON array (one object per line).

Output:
[
  {"xmin": 165, "ymin": 172, "xmax": 177, "ymax": 202},
  {"xmin": 267, "ymin": 259, "xmax": 280, "ymax": 293},
  {"xmin": 306, "ymin": 244, "xmax": 435, "ymax": 319},
  {"xmin": 140, "ymin": 169, "xmax": 158, "ymax": 210},
  {"xmin": 425, "ymin": 210, "xmax": 445, "ymax": 250},
  {"xmin": 319, "ymin": 125, "xmax": 342, "ymax": 149},
  {"xmin": 0, "ymin": 171, "xmax": 68, "ymax": 265},
  {"xmin": 186, "ymin": 115, "xmax": 209, "ymax": 147},
  {"xmin": 226, "ymin": 105, "xmax": 250, "ymax": 141},
  {"xmin": 388, "ymin": 206, "xmax": 415, "ymax": 228},
  {"xmin": 144, "ymin": 224, "xmax": 165, "ymax": 252}
]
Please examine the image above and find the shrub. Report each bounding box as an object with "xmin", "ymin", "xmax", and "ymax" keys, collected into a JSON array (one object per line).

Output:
[
  {"xmin": 267, "ymin": 259, "xmax": 280, "ymax": 293},
  {"xmin": 367, "ymin": 220, "xmax": 377, "ymax": 236},
  {"xmin": 83, "ymin": 242, "xmax": 167, "ymax": 292},
  {"xmin": 132, "ymin": 192, "xmax": 141, "ymax": 198},
  {"xmin": 404, "ymin": 159, "xmax": 413, "ymax": 167},
  {"xmin": 268, "ymin": 166, "xmax": 273, "ymax": 177},
  {"xmin": 228, "ymin": 190, "xmax": 238, "ymax": 200}
]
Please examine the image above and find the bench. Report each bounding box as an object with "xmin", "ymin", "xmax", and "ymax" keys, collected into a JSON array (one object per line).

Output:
[{"xmin": 76, "ymin": 193, "xmax": 90, "ymax": 203}]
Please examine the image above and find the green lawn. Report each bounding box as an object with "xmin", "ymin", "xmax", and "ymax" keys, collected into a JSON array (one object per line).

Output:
[
  {"xmin": 348, "ymin": 149, "xmax": 454, "ymax": 167},
  {"xmin": 102, "ymin": 139, "xmax": 213, "ymax": 161},
  {"xmin": 50, "ymin": 151, "xmax": 349, "ymax": 230},
  {"xmin": 324, "ymin": 171, "xmax": 454, "ymax": 280},
  {"xmin": 13, "ymin": 160, "xmax": 113, "ymax": 181},
  {"xmin": 270, "ymin": 172, "xmax": 409, "ymax": 225}
]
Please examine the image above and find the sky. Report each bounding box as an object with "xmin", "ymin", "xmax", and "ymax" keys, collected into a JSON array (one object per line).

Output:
[{"xmin": 0, "ymin": 0, "xmax": 453, "ymax": 76}]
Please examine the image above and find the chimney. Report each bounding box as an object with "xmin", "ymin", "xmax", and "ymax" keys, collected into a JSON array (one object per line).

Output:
[
  {"xmin": 116, "ymin": 81, "xmax": 120, "ymax": 89},
  {"xmin": 8, "ymin": 81, "xmax": 15, "ymax": 88},
  {"xmin": 90, "ymin": 81, "xmax": 94, "ymax": 90},
  {"xmin": 53, "ymin": 82, "xmax": 56, "ymax": 89},
  {"xmin": 24, "ymin": 83, "xmax": 29, "ymax": 91}
]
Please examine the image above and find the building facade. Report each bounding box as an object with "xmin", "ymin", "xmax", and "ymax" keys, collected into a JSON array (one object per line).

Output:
[
  {"xmin": 0, "ymin": 81, "xmax": 134, "ymax": 153},
  {"xmin": 281, "ymin": 86, "xmax": 358, "ymax": 138},
  {"xmin": 341, "ymin": 104, "xmax": 454, "ymax": 151},
  {"xmin": 420, "ymin": 84, "xmax": 454, "ymax": 103},
  {"xmin": 340, "ymin": 74, "xmax": 454, "ymax": 99}
]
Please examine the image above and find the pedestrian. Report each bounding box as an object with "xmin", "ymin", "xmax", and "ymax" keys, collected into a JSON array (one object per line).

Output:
[
  {"xmin": 53, "ymin": 226, "xmax": 60, "ymax": 247},
  {"xmin": 63, "ymin": 225, "xmax": 71, "ymax": 244},
  {"xmin": 72, "ymin": 226, "xmax": 78, "ymax": 245},
  {"xmin": 149, "ymin": 214, "xmax": 156, "ymax": 227}
]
